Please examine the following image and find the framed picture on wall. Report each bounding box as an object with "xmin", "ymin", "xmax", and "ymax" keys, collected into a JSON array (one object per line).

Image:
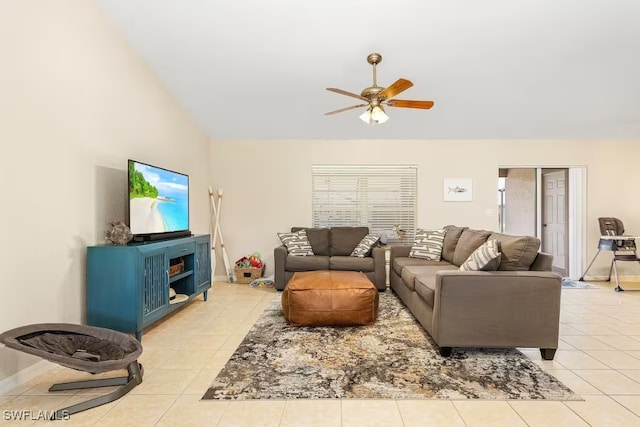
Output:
[{"xmin": 443, "ymin": 178, "xmax": 472, "ymax": 202}]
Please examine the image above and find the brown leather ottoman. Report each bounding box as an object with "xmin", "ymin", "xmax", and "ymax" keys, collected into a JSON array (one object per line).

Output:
[{"xmin": 281, "ymin": 270, "xmax": 379, "ymax": 326}]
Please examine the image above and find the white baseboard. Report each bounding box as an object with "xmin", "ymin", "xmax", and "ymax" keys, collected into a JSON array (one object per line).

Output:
[
  {"xmin": 0, "ymin": 360, "xmax": 54, "ymax": 395},
  {"xmin": 580, "ymin": 275, "xmax": 640, "ymax": 282}
]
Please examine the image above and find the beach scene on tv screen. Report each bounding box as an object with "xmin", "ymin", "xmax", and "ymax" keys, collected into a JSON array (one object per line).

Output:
[{"xmin": 129, "ymin": 161, "xmax": 189, "ymax": 235}]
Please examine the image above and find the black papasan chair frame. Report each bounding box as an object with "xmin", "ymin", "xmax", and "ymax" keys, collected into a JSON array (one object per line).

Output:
[{"xmin": 0, "ymin": 323, "xmax": 143, "ymax": 420}]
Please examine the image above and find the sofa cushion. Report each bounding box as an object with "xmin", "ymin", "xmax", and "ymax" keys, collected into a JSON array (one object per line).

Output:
[
  {"xmin": 392, "ymin": 257, "xmax": 447, "ymax": 278},
  {"xmin": 409, "ymin": 229, "xmax": 446, "ymax": 260},
  {"xmin": 285, "ymin": 255, "xmax": 330, "ymax": 272},
  {"xmin": 330, "ymin": 227, "xmax": 369, "ymax": 256},
  {"xmin": 278, "ymin": 230, "xmax": 314, "ymax": 256},
  {"xmin": 350, "ymin": 234, "xmax": 380, "ymax": 258},
  {"xmin": 330, "ymin": 256, "xmax": 375, "ymax": 272},
  {"xmin": 400, "ymin": 264, "xmax": 450, "ymax": 290},
  {"xmin": 442, "ymin": 225, "xmax": 468, "ymax": 263},
  {"xmin": 460, "ymin": 239, "xmax": 502, "ymax": 271},
  {"xmin": 452, "ymin": 229, "xmax": 492, "ymax": 266},
  {"xmin": 414, "ymin": 265, "xmax": 459, "ymax": 307},
  {"xmin": 401, "ymin": 266, "xmax": 419, "ymax": 291},
  {"xmin": 415, "ymin": 281, "xmax": 435, "ymax": 308},
  {"xmin": 489, "ymin": 232, "xmax": 541, "ymax": 271},
  {"xmin": 291, "ymin": 227, "xmax": 330, "ymax": 256}
]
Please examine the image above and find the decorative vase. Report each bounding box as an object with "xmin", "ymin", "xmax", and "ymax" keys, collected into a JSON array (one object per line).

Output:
[{"xmin": 105, "ymin": 221, "xmax": 133, "ymax": 245}]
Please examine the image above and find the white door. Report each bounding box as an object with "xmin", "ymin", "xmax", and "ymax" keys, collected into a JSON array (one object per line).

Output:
[{"xmin": 542, "ymin": 170, "xmax": 568, "ymax": 275}]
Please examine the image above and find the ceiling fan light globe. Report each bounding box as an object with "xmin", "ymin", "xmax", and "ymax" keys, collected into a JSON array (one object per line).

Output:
[
  {"xmin": 359, "ymin": 109, "xmax": 372, "ymax": 124},
  {"xmin": 371, "ymin": 105, "xmax": 389, "ymax": 124}
]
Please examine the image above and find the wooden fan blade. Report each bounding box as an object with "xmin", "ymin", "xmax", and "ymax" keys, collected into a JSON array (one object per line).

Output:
[
  {"xmin": 378, "ymin": 78, "xmax": 413, "ymax": 100},
  {"xmin": 325, "ymin": 104, "xmax": 368, "ymax": 115},
  {"xmin": 326, "ymin": 88, "xmax": 369, "ymax": 102},
  {"xmin": 386, "ymin": 99, "xmax": 434, "ymax": 109}
]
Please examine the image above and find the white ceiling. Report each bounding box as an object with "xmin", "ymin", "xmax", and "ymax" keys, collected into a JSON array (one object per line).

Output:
[{"xmin": 96, "ymin": 0, "xmax": 640, "ymax": 140}]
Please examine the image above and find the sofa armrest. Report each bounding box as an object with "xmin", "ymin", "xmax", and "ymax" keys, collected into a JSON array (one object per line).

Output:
[
  {"xmin": 274, "ymin": 245, "xmax": 288, "ymax": 290},
  {"xmin": 530, "ymin": 252, "xmax": 553, "ymax": 271},
  {"xmin": 371, "ymin": 247, "xmax": 386, "ymax": 290},
  {"xmin": 431, "ymin": 270, "xmax": 562, "ymax": 347},
  {"xmin": 389, "ymin": 245, "xmax": 411, "ymax": 261}
]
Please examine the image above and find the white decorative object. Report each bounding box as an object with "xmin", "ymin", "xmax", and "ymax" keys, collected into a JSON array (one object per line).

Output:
[
  {"xmin": 443, "ymin": 178, "xmax": 473, "ymax": 202},
  {"xmin": 104, "ymin": 221, "xmax": 132, "ymax": 245},
  {"xmin": 392, "ymin": 225, "xmax": 407, "ymax": 239}
]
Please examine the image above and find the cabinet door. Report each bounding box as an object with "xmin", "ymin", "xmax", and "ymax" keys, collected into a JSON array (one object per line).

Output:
[
  {"xmin": 142, "ymin": 250, "xmax": 169, "ymax": 320},
  {"xmin": 195, "ymin": 238, "xmax": 211, "ymax": 291}
]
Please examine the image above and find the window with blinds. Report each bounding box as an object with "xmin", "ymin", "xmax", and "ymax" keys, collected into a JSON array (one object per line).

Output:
[{"xmin": 311, "ymin": 165, "xmax": 417, "ymax": 244}]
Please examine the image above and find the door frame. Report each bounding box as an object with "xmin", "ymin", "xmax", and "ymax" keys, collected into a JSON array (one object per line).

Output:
[{"xmin": 501, "ymin": 165, "xmax": 587, "ymax": 279}]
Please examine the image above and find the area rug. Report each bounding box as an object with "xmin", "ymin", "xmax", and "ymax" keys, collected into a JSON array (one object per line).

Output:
[
  {"xmin": 204, "ymin": 293, "xmax": 579, "ymax": 401},
  {"xmin": 562, "ymin": 279, "xmax": 598, "ymax": 289}
]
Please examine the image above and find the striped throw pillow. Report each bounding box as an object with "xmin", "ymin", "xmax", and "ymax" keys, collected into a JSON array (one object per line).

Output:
[
  {"xmin": 278, "ymin": 230, "xmax": 314, "ymax": 256},
  {"xmin": 409, "ymin": 229, "xmax": 446, "ymax": 261},
  {"xmin": 350, "ymin": 234, "xmax": 380, "ymax": 257},
  {"xmin": 460, "ymin": 239, "xmax": 501, "ymax": 271}
]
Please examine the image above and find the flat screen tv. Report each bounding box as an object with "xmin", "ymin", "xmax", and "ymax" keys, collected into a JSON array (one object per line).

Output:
[{"xmin": 128, "ymin": 159, "xmax": 191, "ymax": 242}]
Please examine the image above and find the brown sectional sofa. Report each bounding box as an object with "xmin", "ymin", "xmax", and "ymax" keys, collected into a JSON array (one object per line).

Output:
[
  {"xmin": 390, "ymin": 226, "xmax": 562, "ymax": 360},
  {"xmin": 274, "ymin": 226, "xmax": 386, "ymax": 291}
]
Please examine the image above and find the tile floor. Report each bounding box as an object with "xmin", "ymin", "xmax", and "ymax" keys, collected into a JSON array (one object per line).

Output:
[{"xmin": 3, "ymin": 280, "xmax": 640, "ymax": 426}]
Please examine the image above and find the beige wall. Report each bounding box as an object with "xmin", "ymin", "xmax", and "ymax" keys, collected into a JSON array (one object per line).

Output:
[
  {"xmin": 505, "ymin": 168, "xmax": 537, "ymax": 236},
  {"xmin": 211, "ymin": 139, "xmax": 640, "ymax": 280},
  {"xmin": 0, "ymin": 1, "xmax": 210, "ymax": 382}
]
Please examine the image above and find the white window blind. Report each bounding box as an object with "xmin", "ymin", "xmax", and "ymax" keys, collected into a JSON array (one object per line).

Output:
[{"xmin": 312, "ymin": 165, "xmax": 417, "ymax": 244}]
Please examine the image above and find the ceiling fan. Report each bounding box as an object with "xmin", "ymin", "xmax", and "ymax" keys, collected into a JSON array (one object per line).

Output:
[{"xmin": 325, "ymin": 53, "xmax": 434, "ymax": 125}]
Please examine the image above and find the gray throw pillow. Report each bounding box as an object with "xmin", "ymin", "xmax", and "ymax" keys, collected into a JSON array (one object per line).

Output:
[
  {"xmin": 452, "ymin": 229, "xmax": 492, "ymax": 266},
  {"xmin": 488, "ymin": 232, "xmax": 541, "ymax": 271},
  {"xmin": 409, "ymin": 229, "xmax": 445, "ymax": 261},
  {"xmin": 460, "ymin": 239, "xmax": 501, "ymax": 271},
  {"xmin": 278, "ymin": 230, "xmax": 314, "ymax": 256},
  {"xmin": 350, "ymin": 234, "xmax": 380, "ymax": 258}
]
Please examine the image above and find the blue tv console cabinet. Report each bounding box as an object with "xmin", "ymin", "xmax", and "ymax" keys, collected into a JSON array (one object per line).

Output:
[{"xmin": 87, "ymin": 234, "xmax": 211, "ymax": 341}]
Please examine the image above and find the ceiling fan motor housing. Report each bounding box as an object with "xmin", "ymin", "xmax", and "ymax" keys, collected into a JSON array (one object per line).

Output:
[{"xmin": 361, "ymin": 86, "xmax": 384, "ymax": 100}]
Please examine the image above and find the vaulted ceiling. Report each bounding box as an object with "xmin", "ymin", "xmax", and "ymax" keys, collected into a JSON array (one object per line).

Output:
[{"xmin": 97, "ymin": 0, "xmax": 640, "ymax": 140}]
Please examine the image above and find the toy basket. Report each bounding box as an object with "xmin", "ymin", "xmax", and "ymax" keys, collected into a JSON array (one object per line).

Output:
[
  {"xmin": 169, "ymin": 258, "xmax": 184, "ymax": 277},
  {"xmin": 234, "ymin": 265, "xmax": 265, "ymax": 284}
]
